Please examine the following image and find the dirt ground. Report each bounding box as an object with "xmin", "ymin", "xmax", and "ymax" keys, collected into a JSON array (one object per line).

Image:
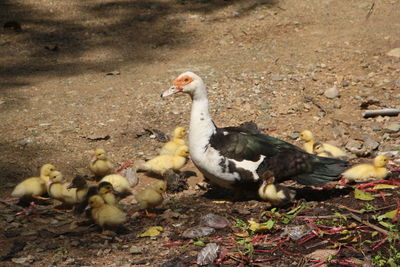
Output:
[{"xmin": 1, "ymin": 0, "xmax": 400, "ymax": 266}]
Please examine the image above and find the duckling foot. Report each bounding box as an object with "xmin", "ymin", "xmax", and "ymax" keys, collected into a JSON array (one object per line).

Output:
[{"xmin": 32, "ymin": 195, "xmax": 50, "ymax": 201}]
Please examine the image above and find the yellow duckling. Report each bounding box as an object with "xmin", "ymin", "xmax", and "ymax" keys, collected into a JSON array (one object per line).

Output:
[
  {"xmin": 135, "ymin": 180, "xmax": 167, "ymax": 215},
  {"xmin": 89, "ymin": 195, "xmax": 127, "ymax": 229},
  {"xmin": 47, "ymin": 171, "xmax": 78, "ymax": 205},
  {"xmin": 98, "ymin": 182, "xmax": 118, "ymax": 205},
  {"xmin": 341, "ymin": 155, "xmax": 389, "ymax": 182},
  {"xmin": 313, "ymin": 142, "xmax": 334, "ymax": 158},
  {"xmin": 160, "ymin": 127, "xmax": 187, "ymax": 155},
  {"xmin": 100, "ymin": 171, "xmax": 135, "ymax": 194},
  {"xmin": 89, "ymin": 148, "xmax": 114, "ymax": 179},
  {"xmin": 258, "ymin": 181, "xmax": 296, "ymax": 206},
  {"xmin": 139, "ymin": 145, "xmax": 189, "ymax": 176},
  {"xmin": 300, "ymin": 130, "xmax": 346, "ymax": 158},
  {"xmin": 11, "ymin": 164, "xmax": 56, "ymax": 199}
]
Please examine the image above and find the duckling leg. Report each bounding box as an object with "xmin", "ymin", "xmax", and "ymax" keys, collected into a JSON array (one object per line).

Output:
[
  {"xmin": 144, "ymin": 209, "xmax": 157, "ymax": 217},
  {"xmin": 32, "ymin": 195, "xmax": 50, "ymax": 201}
]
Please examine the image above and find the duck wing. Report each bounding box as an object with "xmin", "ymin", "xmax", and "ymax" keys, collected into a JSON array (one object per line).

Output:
[{"xmin": 209, "ymin": 127, "xmax": 347, "ymax": 186}]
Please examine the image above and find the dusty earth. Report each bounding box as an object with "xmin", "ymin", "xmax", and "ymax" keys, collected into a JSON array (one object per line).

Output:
[{"xmin": 1, "ymin": 0, "xmax": 400, "ymax": 266}]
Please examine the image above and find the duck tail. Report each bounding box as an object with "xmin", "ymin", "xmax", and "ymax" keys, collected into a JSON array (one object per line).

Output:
[{"xmin": 295, "ymin": 156, "xmax": 348, "ymax": 186}]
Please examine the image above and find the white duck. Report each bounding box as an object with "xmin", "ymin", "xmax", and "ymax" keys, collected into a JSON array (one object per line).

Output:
[{"xmin": 162, "ymin": 72, "xmax": 347, "ymax": 191}]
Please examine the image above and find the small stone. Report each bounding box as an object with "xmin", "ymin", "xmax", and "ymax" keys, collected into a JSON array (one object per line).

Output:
[
  {"xmin": 287, "ymin": 131, "xmax": 300, "ymax": 140},
  {"xmin": 182, "ymin": 226, "xmax": 215, "ymax": 239},
  {"xmin": 384, "ymin": 122, "xmax": 400, "ymax": 133},
  {"xmin": 171, "ymin": 110, "xmax": 180, "ymax": 115},
  {"xmin": 341, "ymin": 81, "xmax": 350, "ymax": 87},
  {"xmin": 333, "ymin": 101, "xmax": 341, "ymax": 109},
  {"xmin": 345, "ymin": 139, "xmax": 363, "ymax": 153},
  {"xmin": 387, "ymin": 48, "xmax": 400, "ymax": 58},
  {"xmin": 362, "ymin": 136, "xmax": 380, "ymax": 151},
  {"xmin": 332, "ymin": 126, "xmax": 345, "ymax": 138},
  {"xmin": 18, "ymin": 137, "xmax": 33, "ymax": 146},
  {"xmin": 21, "ymin": 230, "xmax": 38, "ymax": 236},
  {"xmin": 271, "ymin": 74, "xmax": 283, "ymax": 81},
  {"xmin": 129, "ymin": 245, "xmax": 143, "ymax": 254},
  {"xmin": 371, "ymin": 124, "xmax": 382, "ymax": 131},
  {"xmin": 324, "ymin": 86, "xmax": 339, "ymax": 99},
  {"xmin": 395, "ymin": 79, "xmax": 400, "ymax": 88}
]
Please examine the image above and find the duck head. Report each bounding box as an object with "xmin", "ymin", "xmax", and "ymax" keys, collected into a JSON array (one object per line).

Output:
[
  {"xmin": 67, "ymin": 175, "xmax": 87, "ymax": 190},
  {"xmin": 98, "ymin": 181, "xmax": 119, "ymax": 195},
  {"xmin": 174, "ymin": 126, "xmax": 187, "ymax": 138},
  {"xmin": 299, "ymin": 130, "xmax": 313, "ymax": 142},
  {"xmin": 41, "ymin": 164, "xmax": 56, "ymax": 177},
  {"xmin": 92, "ymin": 148, "xmax": 107, "ymax": 163},
  {"xmin": 161, "ymin": 72, "xmax": 205, "ymax": 98},
  {"xmin": 89, "ymin": 195, "xmax": 105, "ymax": 208}
]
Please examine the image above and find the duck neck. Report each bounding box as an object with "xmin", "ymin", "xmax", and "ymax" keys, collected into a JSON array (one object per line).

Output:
[{"xmin": 189, "ymin": 87, "xmax": 216, "ymax": 158}]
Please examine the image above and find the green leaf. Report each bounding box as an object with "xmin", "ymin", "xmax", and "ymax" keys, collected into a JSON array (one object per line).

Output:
[
  {"xmin": 379, "ymin": 221, "xmax": 395, "ymax": 229},
  {"xmin": 193, "ymin": 240, "xmax": 206, "ymax": 246},
  {"xmin": 377, "ymin": 209, "xmax": 399, "ymax": 221},
  {"xmin": 373, "ymin": 184, "xmax": 399, "ymax": 190},
  {"xmin": 372, "ymin": 231, "xmax": 379, "ymax": 237},
  {"xmin": 354, "ymin": 188, "xmax": 375, "ymax": 201}
]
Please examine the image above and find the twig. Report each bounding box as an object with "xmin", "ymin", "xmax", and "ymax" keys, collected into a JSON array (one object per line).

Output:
[
  {"xmin": 365, "ymin": 2, "xmax": 375, "ymax": 20},
  {"xmin": 296, "ymin": 214, "xmax": 351, "ymax": 219},
  {"xmin": 303, "ymin": 96, "xmax": 326, "ymax": 115},
  {"xmin": 362, "ymin": 108, "xmax": 400, "ymax": 118},
  {"xmin": 347, "ymin": 212, "xmax": 391, "ymax": 236}
]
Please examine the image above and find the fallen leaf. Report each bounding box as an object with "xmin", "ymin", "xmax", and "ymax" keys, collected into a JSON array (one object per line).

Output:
[
  {"xmin": 248, "ymin": 219, "xmax": 274, "ymax": 233},
  {"xmin": 138, "ymin": 226, "xmax": 163, "ymax": 237},
  {"xmin": 354, "ymin": 188, "xmax": 375, "ymax": 201},
  {"xmin": 372, "ymin": 184, "xmax": 399, "ymax": 190},
  {"xmin": 307, "ymin": 249, "xmax": 337, "ymax": 261},
  {"xmin": 377, "ymin": 209, "xmax": 399, "ymax": 220}
]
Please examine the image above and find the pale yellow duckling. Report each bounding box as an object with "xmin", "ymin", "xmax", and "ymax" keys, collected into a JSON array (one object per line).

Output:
[
  {"xmin": 313, "ymin": 142, "xmax": 334, "ymax": 158},
  {"xmin": 160, "ymin": 127, "xmax": 187, "ymax": 155},
  {"xmin": 97, "ymin": 182, "xmax": 118, "ymax": 205},
  {"xmin": 11, "ymin": 164, "xmax": 56, "ymax": 199},
  {"xmin": 47, "ymin": 171, "xmax": 78, "ymax": 205},
  {"xmin": 300, "ymin": 130, "xmax": 346, "ymax": 158},
  {"xmin": 100, "ymin": 171, "xmax": 135, "ymax": 194},
  {"xmin": 135, "ymin": 180, "xmax": 167, "ymax": 215},
  {"xmin": 138, "ymin": 145, "xmax": 189, "ymax": 176},
  {"xmin": 341, "ymin": 155, "xmax": 389, "ymax": 182},
  {"xmin": 89, "ymin": 148, "xmax": 114, "ymax": 179},
  {"xmin": 89, "ymin": 195, "xmax": 127, "ymax": 229},
  {"xmin": 258, "ymin": 181, "xmax": 296, "ymax": 206}
]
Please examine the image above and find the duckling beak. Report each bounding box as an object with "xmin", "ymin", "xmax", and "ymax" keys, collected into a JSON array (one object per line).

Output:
[
  {"xmin": 90, "ymin": 156, "xmax": 97, "ymax": 163},
  {"xmin": 161, "ymin": 86, "xmax": 180, "ymax": 98},
  {"xmin": 66, "ymin": 183, "xmax": 75, "ymax": 190},
  {"xmin": 162, "ymin": 192, "xmax": 168, "ymax": 199}
]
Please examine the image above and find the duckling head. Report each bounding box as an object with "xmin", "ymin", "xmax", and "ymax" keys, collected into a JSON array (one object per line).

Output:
[
  {"xmin": 67, "ymin": 176, "xmax": 87, "ymax": 189},
  {"xmin": 300, "ymin": 130, "xmax": 313, "ymax": 142},
  {"xmin": 176, "ymin": 145, "xmax": 189, "ymax": 157},
  {"xmin": 92, "ymin": 148, "xmax": 108, "ymax": 161},
  {"xmin": 374, "ymin": 155, "xmax": 388, "ymax": 168},
  {"xmin": 313, "ymin": 142, "xmax": 325, "ymax": 154},
  {"xmin": 89, "ymin": 195, "xmax": 105, "ymax": 208},
  {"xmin": 49, "ymin": 171, "xmax": 63, "ymax": 183},
  {"xmin": 152, "ymin": 180, "xmax": 167, "ymax": 194},
  {"xmin": 98, "ymin": 182, "xmax": 118, "ymax": 195},
  {"xmin": 174, "ymin": 127, "xmax": 187, "ymax": 138},
  {"xmin": 41, "ymin": 164, "xmax": 56, "ymax": 177}
]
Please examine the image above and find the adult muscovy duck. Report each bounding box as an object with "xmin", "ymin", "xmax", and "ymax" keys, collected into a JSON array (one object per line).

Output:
[{"xmin": 161, "ymin": 72, "xmax": 347, "ymax": 191}]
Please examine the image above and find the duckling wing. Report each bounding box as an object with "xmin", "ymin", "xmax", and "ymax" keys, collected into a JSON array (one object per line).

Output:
[
  {"xmin": 12, "ymin": 177, "xmax": 46, "ymax": 197},
  {"xmin": 342, "ymin": 164, "xmax": 376, "ymax": 181},
  {"xmin": 135, "ymin": 189, "xmax": 163, "ymax": 209}
]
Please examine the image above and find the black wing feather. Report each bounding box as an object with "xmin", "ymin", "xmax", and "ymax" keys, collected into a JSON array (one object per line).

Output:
[{"xmin": 209, "ymin": 126, "xmax": 347, "ymax": 185}]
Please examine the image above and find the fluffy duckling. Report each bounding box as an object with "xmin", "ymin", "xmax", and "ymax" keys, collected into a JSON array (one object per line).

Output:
[
  {"xmin": 47, "ymin": 171, "xmax": 78, "ymax": 205},
  {"xmin": 135, "ymin": 180, "xmax": 167, "ymax": 215},
  {"xmin": 99, "ymin": 170, "xmax": 136, "ymax": 194},
  {"xmin": 258, "ymin": 181, "xmax": 296, "ymax": 206},
  {"xmin": 89, "ymin": 195, "xmax": 127, "ymax": 230},
  {"xmin": 138, "ymin": 145, "xmax": 189, "ymax": 176},
  {"xmin": 159, "ymin": 127, "xmax": 187, "ymax": 155},
  {"xmin": 11, "ymin": 164, "xmax": 56, "ymax": 199},
  {"xmin": 300, "ymin": 130, "xmax": 347, "ymax": 158},
  {"xmin": 313, "ymin": 142, "xmax": 334, "ymax": 158},
  {"xmin": 341, "ymin": 155, "xmax": 389, "ymax": 182},
  {"xmin": 89, "ymin": 148, "xmax": 114, "ymax": 179},
  {"xmin": 97, "ymin": 182, "xmax": 119, "ymax": 205}
]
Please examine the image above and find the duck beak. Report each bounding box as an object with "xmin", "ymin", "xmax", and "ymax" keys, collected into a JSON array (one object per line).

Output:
[
  {"xmin": 161, "ymin": 86, "xmax": 180, "ymax": 98},
  {"xmin": 66, "ymin": 183, "xmax": 75, "ymax": 190},
  {"xmin": 90, "ymin": 156, "xmax": 97, "ymax": 163}
]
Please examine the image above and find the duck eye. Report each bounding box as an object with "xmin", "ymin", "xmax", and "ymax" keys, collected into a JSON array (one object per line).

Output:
[{"xmin": 183, "ymin": 78, "xmax": 189, "ymax": 82}]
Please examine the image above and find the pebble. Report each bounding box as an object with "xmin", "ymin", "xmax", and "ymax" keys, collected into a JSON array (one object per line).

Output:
[
  {"xmin": 395, "ymin": 79, "xmax": 400, "ymax": 88},
  {"xmin": 362, "ymin": 136, "xmax": 380, "ymax": 151},
  {"xmin": 171, "ymin": 109, "xmax": 180, "ymax": 115},
  {"xmin": 371, "ymin": 124, "xmax": 382, "ymax": 131},
  {"xmin": 333, "ymin": 100, "xmax": 341, "ymax": 109},
  {"xmin": 384, "ymin": 122, "xmax": 400, "ymax": 133},
  {"xmin": 287, "ymin": 131, "xmax": 300, "ymax": 140},
  {"xmin": 341, "ymin": 81, "xmax": 349, "ymax": 87},
  {"xmin": 271, "ymin": 74, "xmax": 283, "ymax": 81},
  {"xmin": 324, "ymin": 86, "xmax": 339, "ymax": 99},
  {"xmin": 129, "ymin": 245, "xmax": 143, "ymax": 254},
  {"xmin": 345, "ymin": 139, "xmax": 363, "ymax": 153},
  {"xmin": 387, "ymin": 47, "xmax": 400, "ymax": 58}
]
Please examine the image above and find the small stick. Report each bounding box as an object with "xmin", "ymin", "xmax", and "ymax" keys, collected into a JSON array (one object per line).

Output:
[
  {"xmin": 347, "ymin": 212, "xmax": 392, "ymax": 237},
  {"xmin": 362, "ymin": 108, "xmax": 400, "ymax": 118},
  {"xmin": 365, "ymin": 2, "xmax": 375, "ymax": 20},
  {"xmin": 303, "ymin": 96, "xmax": 327, "ymax": 114}
]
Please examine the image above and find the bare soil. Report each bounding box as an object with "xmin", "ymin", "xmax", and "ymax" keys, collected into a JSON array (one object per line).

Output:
[{"xmin": 1, "ymin": 0, "xmax": 399, "ymax": 266}]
